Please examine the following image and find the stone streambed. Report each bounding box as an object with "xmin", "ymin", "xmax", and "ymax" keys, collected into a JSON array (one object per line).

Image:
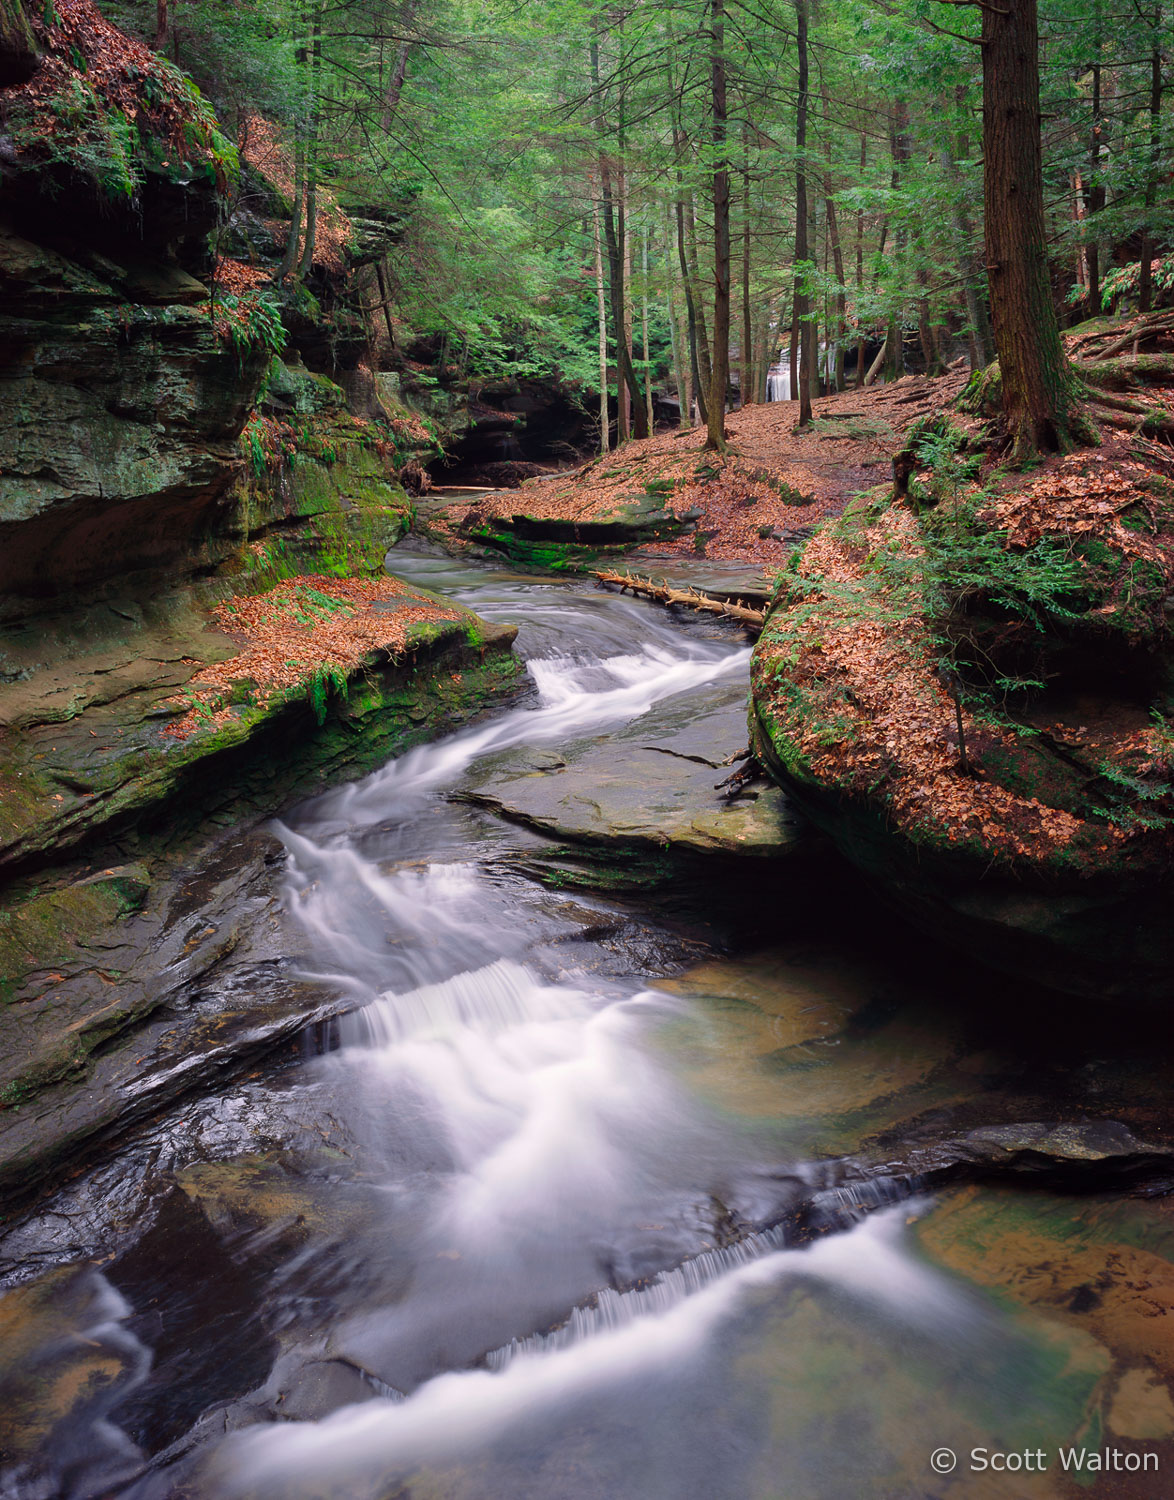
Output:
[{"xmin": 1, "ymin": 550, "xmax": 1173, "ymax": 1500}]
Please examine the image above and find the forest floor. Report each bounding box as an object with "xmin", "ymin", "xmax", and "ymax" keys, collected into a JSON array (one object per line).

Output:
[{"xmin": 435, "ymin": 368, "xmax": 972, "ymax": 568}]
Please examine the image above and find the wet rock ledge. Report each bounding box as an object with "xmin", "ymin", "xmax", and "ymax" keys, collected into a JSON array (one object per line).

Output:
[{"xmin": 0, "ymin": 12, "xmax": 523, "ymax": 1203}]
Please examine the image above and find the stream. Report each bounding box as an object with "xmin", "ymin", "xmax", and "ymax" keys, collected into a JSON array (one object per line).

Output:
[{"xmin": 3, "ymin": 550, "xmax": 1174, "ymax": 1500}]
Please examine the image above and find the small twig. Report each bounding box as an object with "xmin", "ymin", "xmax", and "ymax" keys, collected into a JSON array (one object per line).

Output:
[
  {"xmin": 715, "ymin": 760, "xmax": 764, "ymax": 798},
  {"xmin": 954, "ymin": 690, "xmax": 972, "ymax": 776}
]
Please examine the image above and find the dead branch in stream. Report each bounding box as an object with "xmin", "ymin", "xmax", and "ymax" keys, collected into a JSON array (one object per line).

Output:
[{"xmin": 592, "ymin": 569, "xmax": 766, "ymax": 632}]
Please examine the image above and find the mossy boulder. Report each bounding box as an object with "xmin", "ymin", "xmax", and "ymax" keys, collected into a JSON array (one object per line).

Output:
[
  {"xmin": 0, "ymin": 585, "xmax": 520, "ymax": 882},
  {"xmin": 750, "ymin": 491, "xmax": 1174, "ymax": 1002}
]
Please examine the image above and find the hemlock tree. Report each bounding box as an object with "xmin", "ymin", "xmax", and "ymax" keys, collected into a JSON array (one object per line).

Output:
[{"xmin": 939, "ymin": 0, "xmax": 1075, "ymax": 455}]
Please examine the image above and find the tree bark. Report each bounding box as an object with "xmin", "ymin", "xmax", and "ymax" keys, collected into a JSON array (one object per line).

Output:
[
  {"xmin": 641, "ymin": 223, "xmax": 655, "ymax": 432},
  {"xmin": 279, "ymin": 4, "xmax": 311, "ymax": 281},
  {"xmin": 381, "ymin": 0, "xmax": 418, "ymax": 130},
  {"xmin": 980, "ymin": 0, "xmax": 1074, "ymax": 454},
  {"xmin": 280, "ymin": 133, "xmax": 306, "ymax": 280},
  {"xmin": 741, "ymin": 127, "xmax": 755, "ymax": 406},
  {"xmin": 592, "ymin": 192, "xmax": 610, "ymax": 453},
  {"xmin": 1084, "ymin": 25, "xmax": 1105, "ymax": 318},
  {"xmin": 591, "ymin": 41, "xmax": 648, "ymax": 441},
  {"xmin": 706, "ymin": 0, "xmax": 731, "ymax": 451},
  {"xmin": 794, "ymin": 0, "xmax": 813, "ymax": 427},
  {"xmin": 824, "ymin": 175, "xmax": 847, "ymax": 390},
  {"xmin": 664, "ymin": 201, "xmax": 691, "ymax": 427},
  {"xmin": 1137, "ymin": 15, "xmax": 1163, "ymax": 315},
  {"xmin": 885, "ymin": 102, "xmax": 909, "ymax": 383},
  {"xmin": 296, "ymin": 0, "xmax": 325, "ymax": 281},
  {"xmin": 374, "ymin": 259, "xmax": 396, "ymax": 350},
  {"xmin": 855, "ymin": 132, "xmax": 867, "ymax": 386},
  {"xmin": 675, "ymin": 194, "xmax": 708, "ymax": 426},
  {"xmin": 947, "ymin": 93, "xmax": 995, "ymax": 366},
  {"xmin": 687, "ymin": 195, "xmax": 714, "ymax": 402}
]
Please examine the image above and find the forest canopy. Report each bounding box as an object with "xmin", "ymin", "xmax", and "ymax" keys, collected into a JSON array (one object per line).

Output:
[{"xmin": 59, "ymin": 0, "xmax": 1174, "ymax": 453}]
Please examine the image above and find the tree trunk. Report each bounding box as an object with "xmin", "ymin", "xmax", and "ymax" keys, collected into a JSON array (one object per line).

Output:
[
  {"xmin": 706, "ymin": 0, "xmax": 731, "ymax": 450},
  {"xmin": 947, "ymin": 95, "xmax": 995, "ymax": 366},
  {"xmin": 756, "ymin": 302, "xmax": 773, "ymax": 401},
  {"xmin": 863, "ymin": 334, "xmax": 889, "ymax": 386},
  {"xmin": 917, "ymin": 268, "xmax": 944, "ymax": 376},
  {"xmin": 823, "ymin": 174, "xmax": 847, "ymax": 390},
  {"xmin": 374, "ymin": 259, "xmax": 396, "ymax": 349},
  {"xmin": 642, "ymin": 224, "xmax": 655, "ymax": 433},
  {"xmin": 1137, "ymin": 17, "xmax": 1163, "ymax": 315},
  {"xmin": 296, "ymin": 0, "xmax": 325, "ymax": 281},
  {"xmin": 280, "ymin": 134, "xmax": 306, "ymax": 280},
  {"xmin": 886, "ymin": 102, "xmax": 910, "ymax": 383},
  {"xmin": 793, "ymin": 0, "xmax": 813, "ymax": 428},
  {"xmin": 279, "ymin": 8, "xmax": 310, "ymax": 282},
  {"xmin": 381, "ymin": 0, "xmax": 418, "ymax": 131},
  {"xmin": 1084, "ymin": 32, "xmax": 1104, "ymax": 318},
  {"xmin": 687, "ymin": 195, "xmax": 714, "ymax": 402},
  {"xmin": 664, "ymin": 201, "xmax": 691, "ymax": 427},
  {"xmin": 591, "ymin": 41, "xmax": 648, "ymax": 441},
  {"xmin": 621, "ymin": 168, "xmax": 633, "ymax": 440},
  {"xmin": 741, "ymin": 125, "xmax": 754, "ymax": 406},
  {"xmin": 592, "ymin": 193, "xmax": 610, "ymax": 454},
  {"xmin": 981, "ymin": 0, "xmax": 1074, "ymax": 455},
  {"xmin": 855, "ymin": 132, "xmax": 867, "ymax": 386},
  {"xmin": 155, "ymin": 0, "xmax": 169, "ymax": 50},
  {"xmin": 676, "ymin": 194, "xmax": 708, "ymax": 426}
]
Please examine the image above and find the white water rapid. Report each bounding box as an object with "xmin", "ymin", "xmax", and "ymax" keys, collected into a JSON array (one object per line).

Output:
[{"xmin": 198, "ymin": 583, "xmax": 981, "ymax": 1500}]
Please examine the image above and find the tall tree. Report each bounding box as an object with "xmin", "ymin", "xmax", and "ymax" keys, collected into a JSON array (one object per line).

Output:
[
  {"xmin": 707, "ymin": 0, "xmax": 731, "ymax": 449},
  {"xmin": 793, "ymin": 0, "xmax": 813, "ymax": 428},
  {"xmin": 965, "ymin": 0, "xmax": 1074, "ymax": 454}
]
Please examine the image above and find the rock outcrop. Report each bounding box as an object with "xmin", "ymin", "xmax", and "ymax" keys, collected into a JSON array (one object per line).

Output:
[
  {"xmin": 750, "ymin": 433, "xmax": 1174, "ymax": 1002},
  {"xmin": 0, "ymin": 1, "xmax": 523, "ymax": 1178}
]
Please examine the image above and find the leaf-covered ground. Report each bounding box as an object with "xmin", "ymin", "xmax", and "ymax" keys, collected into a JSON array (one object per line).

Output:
[
  {"xmin": 431, "ymin": 370, "xmax": 972, "ymax": 563},
  {"xmin": 163, "ymin": 574, "xmax": 469, "ymax": 740},
  {"xmin": 751, "ymin": 351, "xmax": 1174, "ymax": 879}
]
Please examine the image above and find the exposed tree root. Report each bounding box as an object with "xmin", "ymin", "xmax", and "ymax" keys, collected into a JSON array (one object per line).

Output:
[
  {"xmin": 1078, "ymin": 353, "xmax": 1174, "ymax": 392},
  {"xmin": 1070, "ymin": 308, "xmax": 1174, "ymax": 361},
  {"xmin": 592, "ymin": 569, "xmax": 766, "ymax": 632}
]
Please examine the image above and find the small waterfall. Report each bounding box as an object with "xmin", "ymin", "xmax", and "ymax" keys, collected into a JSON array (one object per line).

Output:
[
  {"xmin": 765, "ymin": 359, "xmax": 792, "ymax": 401},
  {"xmin": 485, "ymin": 1223, "xmax": 792, "ymax": 1368},
  {"xmin": 216, "ymin": 1206, "xmax": 978, "ymax": 1499}
]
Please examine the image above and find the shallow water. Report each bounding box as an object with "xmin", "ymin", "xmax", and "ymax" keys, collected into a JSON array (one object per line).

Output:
[{"xmin": 2, "ymin": 549, "xmax": 1172, "ymax": 1500}]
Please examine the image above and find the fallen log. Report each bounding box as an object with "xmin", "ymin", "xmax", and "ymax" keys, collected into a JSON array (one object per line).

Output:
[{"xmin": 593, "ymin": 569, "xmax": 767, "ymax": 632}]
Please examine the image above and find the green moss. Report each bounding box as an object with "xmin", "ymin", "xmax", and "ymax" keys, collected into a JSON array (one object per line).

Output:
[{"xmin": 460, "ymin": 525, "xmax": 632, "ymax": 573}]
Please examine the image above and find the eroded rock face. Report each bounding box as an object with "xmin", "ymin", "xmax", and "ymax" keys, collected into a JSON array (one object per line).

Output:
[
  {"xmin": 0, "ymin": 226, "xmax": 269, "ymax": 612},
  {"xmin": 0, "ymin": 4, "xmax": 527, "ymax": 1168}
]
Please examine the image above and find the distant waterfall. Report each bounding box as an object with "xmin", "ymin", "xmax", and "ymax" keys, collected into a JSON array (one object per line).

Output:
[{"xmin": 765, "ymin": 359, "xmax": 792, "ymax": 401}]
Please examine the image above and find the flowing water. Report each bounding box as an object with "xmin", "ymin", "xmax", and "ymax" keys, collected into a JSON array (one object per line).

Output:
[{"xmin": 4, "ymin": 551, "xmax": 1174, "ymax": 1500}]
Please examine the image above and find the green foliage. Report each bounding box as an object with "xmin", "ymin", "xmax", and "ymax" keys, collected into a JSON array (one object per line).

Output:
[
  {"xmin": 307, "ymin": 664, "xmax": 350, "ymax": 725},
  {"xmin": 1100, "ymin": 257, "xmax": 1174, "ymax": 310},
  {"xmin": 209, "ymin": 291, "xmax": 286, "ymax": 368},
  {"xmin": 915, "ymin": 513, "xmax": 1088, "ymax": 630}
]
